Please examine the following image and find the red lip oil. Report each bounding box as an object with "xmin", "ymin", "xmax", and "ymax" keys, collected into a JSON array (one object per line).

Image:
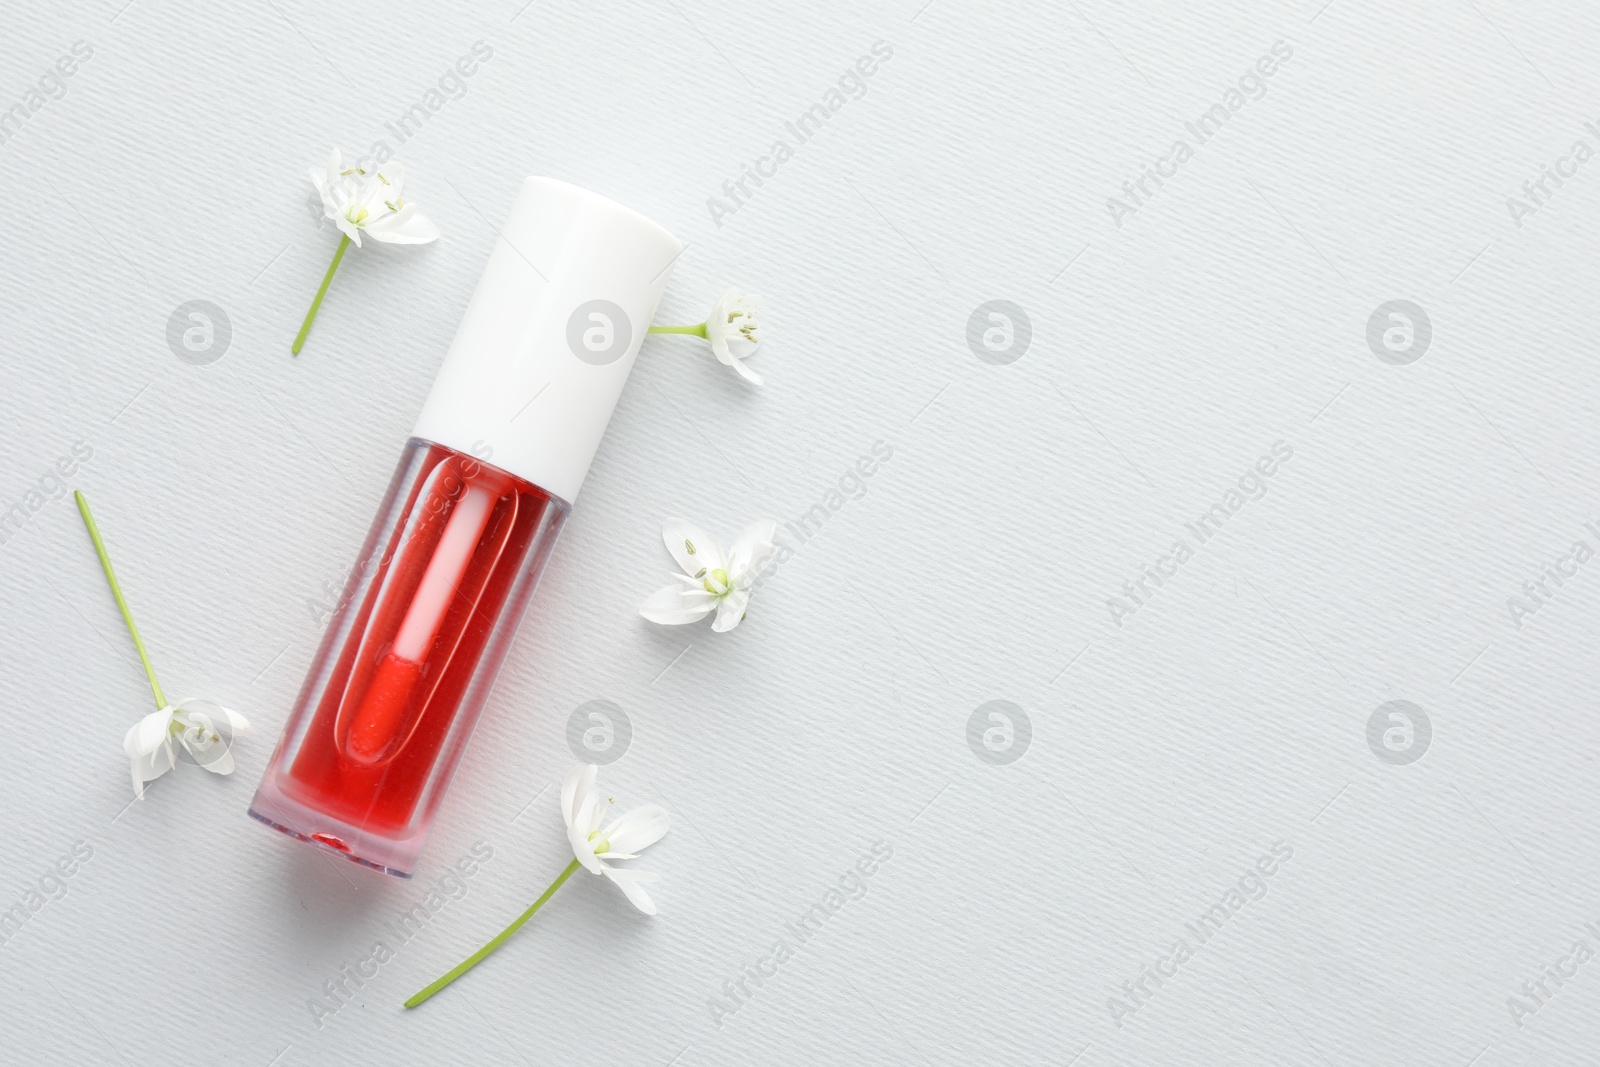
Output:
[{"xmin": 250, "ymin": 177, "xmax": 681, "ymax": 877}]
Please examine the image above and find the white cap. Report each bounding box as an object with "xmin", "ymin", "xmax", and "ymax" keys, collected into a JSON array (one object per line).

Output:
[{"xmin": 412, "ymin": 177, "xmax": 683, "ymax": 503}]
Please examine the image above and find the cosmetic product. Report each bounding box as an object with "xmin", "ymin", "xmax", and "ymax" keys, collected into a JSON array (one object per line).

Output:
[{"xmin": 249, "ymin": 177, "xmax": 680, "ymax": 877}]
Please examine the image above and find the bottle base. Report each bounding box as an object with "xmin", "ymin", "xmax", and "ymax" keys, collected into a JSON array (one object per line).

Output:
[
  {"xmin": 246, "ymin": 439, "xmax": 571, "ymax": 880},
  {"xmin": 247, "ymin": 787, "xmax": 422, "ymax": 878}
]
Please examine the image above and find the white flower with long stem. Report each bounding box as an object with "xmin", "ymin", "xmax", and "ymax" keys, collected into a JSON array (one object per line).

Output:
[
  {"xmin": 76, "ymin": 491, "xmax": 249, "ymax": 798},
  {"xmin": 649, "ymin": 288, "xmax": 766, "ymax": 384},
  {"xmin": 405, "ymin": 764, "xmax": 669, "ymax": 1008},
  {"xmin": 639, "ymin": 518, "xmax": 777, "ymax": 632},
  {"xmin": 293, "ymin": 148, "xmax": 440, "ymax": 354}
]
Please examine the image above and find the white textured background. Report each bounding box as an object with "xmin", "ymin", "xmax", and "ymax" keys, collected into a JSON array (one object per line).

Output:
[{"xmin": 2, "ymin": 1, "xmax": 1597, "ymax": 1064}]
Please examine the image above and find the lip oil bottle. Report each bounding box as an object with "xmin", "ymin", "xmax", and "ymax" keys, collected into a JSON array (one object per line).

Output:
[{"xmin": 250, "ymin": 177, "xmax": 681, "ymax": 877}]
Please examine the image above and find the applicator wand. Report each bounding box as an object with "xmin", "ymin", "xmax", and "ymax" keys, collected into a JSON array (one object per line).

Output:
[{"xmin": 344, "ymin": 475, "xmax": 507, "ymax": 764}]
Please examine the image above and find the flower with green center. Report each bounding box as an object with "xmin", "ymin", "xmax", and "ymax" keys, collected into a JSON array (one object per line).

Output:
[
  {"xmin": 639, "ymin": 517, "xmax": 778, "ymax": 632},
  {"xmin": 648, "ymin": 288, "xmax": 767, "ymax": 384},
  {"xmin": 560, "ymin": 763, "xmax": 671, "ymax": 911},
  {"xmin": 125, "ymin": 699, "xmax": 251, "ymax": 799},
  {"xmin": 404, "ymin": 764, "xmax": 670, "ymax": 1008},
  {"xmin": 293, "ymin": 148, "xmax": 440, "ymax": 354}
]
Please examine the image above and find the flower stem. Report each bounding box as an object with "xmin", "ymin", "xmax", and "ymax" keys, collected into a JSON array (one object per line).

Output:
[
  {"xmin": 647, "ymin": 322, "xmax": 708, "ymax": 337},
  {"xmin": 404, "ymin": 858, "xmax": 582, "ymax": 1008},
  {"xmin": 292, "ymin": 233, "xmax": 352, "ymax": 355},
  {"xmin": 74, "ymin": 491, "xmax": 167, "ymax": 711}
]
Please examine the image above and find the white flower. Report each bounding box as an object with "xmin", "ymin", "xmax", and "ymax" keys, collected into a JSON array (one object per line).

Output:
[
  {"xmin": 561, "ymin": 764, "xmax": 670, "ymax": 914},
  {"xmin": 309, "ymin": 148, "xmax": 440, "ymax": 248},
  {"xmin": 124, "ymin": 698, "xmax": 251, "ymax": 799},
  {"xmin": 639, "ymin": 518, "xmax": 777, "ymax": 632},
  {"xmin": 705, "ymin": 289, "xmax": 765, "ymax": 384}
]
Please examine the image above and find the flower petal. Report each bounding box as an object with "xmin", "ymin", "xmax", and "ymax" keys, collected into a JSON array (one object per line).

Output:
[
  {"xmin": 333, "ymin": 215, "xmax": 364, "ymax": 247},
  {"xmin": 190, "ymin": 740, "xmax": 235, "ymax": 776},
  {"xmin": 124, "ymin": 706, "xmax": 174, "ymax": 758},
  {"xmin": 724, "ymin": 352, "xmax": 763, "ymax": 385},
  {"xmin": 364, "ymin": 203, "xmax": 440, "ymax": 244},
  {"xmin": 639, "ymin": 584, "xmax": 717, "ymax": 625},
  {"xmin": 605, "ymin": 869, "xmax": 658, "ymax": 914},
  {"xmin": 603, "ymin": 804, "xmax": 670, "ymax": 855},
  {"xmin": 661, "ymin": 519, "xmax": 724, "ymax": 577},
  {"xmin": 171, "ymin": 699, "xmax": 249, "ymax": 775},
  {"xmin": 124, "ymin": 707, "xmax": 176, "ymax": 799},
  {"xmin": 711, "ymin": 589, "xmax": 750, "ymax": 632},
  {"xmin": 567, "ymin": 787, "xmax": 608, "ymax": 875},
  {"xmin": 561, "ymin": 763, "xmax": 597, "ymax": 829}
]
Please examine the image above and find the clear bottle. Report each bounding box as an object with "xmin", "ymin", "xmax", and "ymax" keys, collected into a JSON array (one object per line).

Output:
[{"xmin": 250, "ymin": 178, "xmax": 682, "ymax": 877}]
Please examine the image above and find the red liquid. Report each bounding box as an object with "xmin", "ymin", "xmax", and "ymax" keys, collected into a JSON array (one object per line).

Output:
[{"xmin": 252, "ymin": 440, "xmax": 568, "ymax": 873}]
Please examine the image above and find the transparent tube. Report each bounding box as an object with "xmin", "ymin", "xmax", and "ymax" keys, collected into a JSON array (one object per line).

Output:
[{"xmin": 249, "ymin": 438, "xmax": 569, "ymax": 877}]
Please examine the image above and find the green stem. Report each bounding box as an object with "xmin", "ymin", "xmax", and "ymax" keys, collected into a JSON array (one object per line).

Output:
[
  {"xmin": 292, "ymin": 233, "xmax": 352, "ymax": 355},
  {"xmin": 74, "ymin": 491, "xmax": 167, "ymax": 710},
  {"xmin": 647, "ymin": 322, "xmax": 708, "ymax": 337},
  {"xmin": 404, "ymin": 858, "xmax": 582, "ymax": 1008}
]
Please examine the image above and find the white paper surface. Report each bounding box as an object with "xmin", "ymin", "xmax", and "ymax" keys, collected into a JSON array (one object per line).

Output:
[{"xmin": 1, "ymin": 2, "xmax": 1596, "ymax": 1064}]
